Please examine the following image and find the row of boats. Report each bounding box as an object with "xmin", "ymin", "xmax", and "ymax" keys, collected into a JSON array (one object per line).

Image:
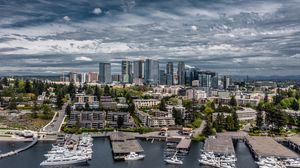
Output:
[
  {"xmin": 256, "ymin": 157, "xmax": 300, "ymax": 168},
  {"xmin": 198, "ymin": 152, "xmax": 237, "ymax": 168},
  {"xmin": 40, "ymin": 134, "xmax": 93, "ymax": 166}
]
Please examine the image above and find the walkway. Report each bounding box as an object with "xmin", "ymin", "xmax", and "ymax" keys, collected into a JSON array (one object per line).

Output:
[{"xmin": 0, "ymin": 136, "xmax": 38, "ymax": 159}]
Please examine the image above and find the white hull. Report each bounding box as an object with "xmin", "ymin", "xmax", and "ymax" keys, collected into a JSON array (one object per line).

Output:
[
  {"xmin": 164, "ymin": 159, "xmax": 183, "ymax": 165},
  {"xmin": 125, "ymin": 155, "xmax": 145, "ymax": 161},
  {"xmin": 40, "ymin": 158, "xmax": 88, "ymax": 166}
]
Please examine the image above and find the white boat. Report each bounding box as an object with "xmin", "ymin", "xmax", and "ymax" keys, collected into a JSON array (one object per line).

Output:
[
  {"xmin": 164, "ymin": 156, "xmax": 183, "ymax": 165},
  {"xmin": 124, "ymin": 152, "xmax": 145, "ymax": 161},
  {"xmin": 199, "ymin": 159, "xmax": 220, "ymax": 168},
  {"xmin": 40, "ymin": 156, "xmax": 88, "ymax": 166},
  {"xmin": 284, "ymin": 159, "xmax": 300, "ymax": 168}
]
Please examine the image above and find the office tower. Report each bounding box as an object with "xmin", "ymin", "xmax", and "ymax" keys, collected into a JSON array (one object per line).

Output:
[
  {"xmin": 166, "ymin": 62, "xmax": 174, "ymax": 85},
  {"xmin": 223, "ymin": 75, "xmax": 231, "ymax": 90},
  {"xmin": 121, "ymin": 60, "xmax": 132, "ymax": 83},
  {"xmin": 159, "ymin": 70, "xmax": 167, "ymax": 85},
  {"xmin": 99, "ymin": 62, "xmax": 112, "ymax": 84},
  {"xmin": 211, "ymin": 73, "xmax": 219, "ymax": 89},
  {"xmin": 69, "ymin": 72, "xmax": 78, "ymax": 83},
  {"xmin": 144, "ymin": 59, "xmax": 159, "ymax": 85},
  {"xmin": 112, "ymin": 74, "xmax": 121, "ymax": 82},
  {"xmin": 133, "ymin": 60, "xmax": 144, "ymax": 79},
  {"xmin": 198, "ymin": 74, "xmax": 211, "ymax": 88},
  {"xmin": 177, "ymin": 61, "xmax": 185, "ymax": 85}
]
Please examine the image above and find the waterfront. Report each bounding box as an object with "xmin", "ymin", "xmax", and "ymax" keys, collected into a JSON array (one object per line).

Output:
[{"xmin": 0, "ymin": 138, "xmax": 257, "ymax": 168}]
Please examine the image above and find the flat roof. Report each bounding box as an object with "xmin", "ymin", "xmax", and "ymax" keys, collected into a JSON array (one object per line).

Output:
[
  {"xmin": 176, "ymin": 138, "xmax": 191, "ymax": 149},
  {"xmin": 204, "ymin": 136, "xmax": 235, "ymax": 155},
  {"xmin": 111, "ymin": 140, "xmax": 144, "ymax": 154},
  {"xmin": 247, "ymin": 136, "xmax": 298, "ymax": 158},
  {"xmin": 110, "ymin": 132, "xmax": 135, "ymax": 141}
]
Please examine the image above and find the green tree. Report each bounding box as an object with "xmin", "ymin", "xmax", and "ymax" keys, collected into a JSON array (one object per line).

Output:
[
  {"xmin": 2, "ymin": 77, "xmax": 8, "ymax": 86},
  {"xmin": 256, "ymin": 110, "xmax": 264, "ymax": 129},
  {"xmin": 24, "ymin": 80, "xmax": 31, "ymax": 93},
  {"xmin": 56, "ymin": 91, "xmax": 64, "ymax": 109},
  {"xmin": 225, "ymin": 116, "xmax": 235, "ymax": 131},
  {"xmin": 172, "ymin": 108, "xmax": 183, "ymax": 125},
  {"xmin": 232, "ymin": 111, "xmax": 239, "ymax": 130},
  {"xmin": 104, "ymin": 85, "xmax": 110, "ymax": 96},
  {"xmin": 203, "ymin": 114, "xmax": 215, "ymax": 136},
  {"xmin": 68, "ymin": 82, "xmax": 76, "ymax": 101},
  {"xmin": 8, "ymin": 97, "xmax": 17, "ymax": 110},
  {"xmin": 65, "ymin": 104, "xmax": 71, "ymax": 117},
  {"xmin": 230, "ymin": 96, "xmax": 237, "ymax": 107},
  {"xmin": 291, "ymin": 99, "xmax": 299, "ymax": 111},
  {"xmin": 85, "ymin": 102, "xmax": 90, "ymax": 110},
  {"xmin": 264, "ymin": 93, "xmax": 269, "ymax": 103},
  {"xmin": 159, "ymin": 99, "xmax": 167, "ymax": 111}
]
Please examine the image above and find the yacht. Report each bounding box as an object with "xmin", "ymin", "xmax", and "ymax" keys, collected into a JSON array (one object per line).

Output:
[
  {"xmin": 164, "ymin": 156, "xmax": 183, "ymax": 165},
  {"xmin": 124, "ymin": 152, "xmax": 145, "ymax": 161},
  {"xmin": 284, "ymin": 159, "xmax": 300, "ymax": 168},
  {"xmin": 40, "ymin": 155, "xmax": 88, "ymax": 166}
]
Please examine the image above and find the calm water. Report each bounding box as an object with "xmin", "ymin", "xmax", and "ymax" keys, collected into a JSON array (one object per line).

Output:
[{"xmin": 0, "ymin": 138, "xmax": 257, "ymax": 168}]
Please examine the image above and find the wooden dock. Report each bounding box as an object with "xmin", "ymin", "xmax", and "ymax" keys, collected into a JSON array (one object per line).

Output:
[
  {"xmin": 109, "ymin": 132, "xmax": 144, "ymax": 160},
  {"xmin": 282, "ymin": 135, "xmax": 300, "ymax": 154},
  {"xmin": 246, "ymin": 136, "xmax": 298, "ymax": 159},
  {"xmin": 204, "ymin": 136, "xmax": 235, "ymax": 155}
]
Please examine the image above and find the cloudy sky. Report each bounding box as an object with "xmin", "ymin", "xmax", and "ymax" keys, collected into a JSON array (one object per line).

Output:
[{"xmin": 0, "ymin": 0, "xmax": 299, "ymax": 76}]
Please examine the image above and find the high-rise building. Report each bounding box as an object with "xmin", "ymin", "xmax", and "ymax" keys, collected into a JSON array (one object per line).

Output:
[
  {"xmin": 223, "ymin": 75, "xmax": 231, "ymax": 90},
  {"xmin": 87, "ymin": 72, "xmax": 99, "ymax": 83},
  {"xmin": 69, "ymin": 72, "xmax": 78, "ymax": 83},
  {"xmin": 79, "ymin": 73, "xmax": 87, "ymax": 84},
  {"xmin": 99, "ymin": 62, "xmax": 111, "ymax": 84},
  {"xmin": 121, "ymin": 60, "xmax": 132, "ymax": 83},
  {"xmin": 144, "ymin": 59, "xmax": 159, "ymax": 85},
  {"xmin": 133, "ymin": 60, "xmax": 144, "ymax": 79},
  {"xmin": 166, "ymin": 62, "xmax": 174, "ymax": 85},
  {"xmin": 159, "ymin": 70, "xmax": 167, "ymax": 85},
  {"xmin": 199, "ymin": 74, "xmax": 211, "ymax": 88},
  {"xmin": 177, "ymin": 61, "xmax": 185, "ymax": 85},
  {"xmin": 211, "ymin": 73, "xmax": 219, "ymax": 89}
]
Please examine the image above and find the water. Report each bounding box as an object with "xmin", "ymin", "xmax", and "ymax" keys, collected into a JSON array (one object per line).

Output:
[{"xmin": 0, "ymin": 138, "xmax": 257, "ymax": 168}]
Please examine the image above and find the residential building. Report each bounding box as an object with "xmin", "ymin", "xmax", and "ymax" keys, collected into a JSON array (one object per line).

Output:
[
  {"xmin": 69, "ymin": 72, "xmax": 78, "ymax": 83},
  {"xmin": 87, "ymin": 72, "xmax": 99, "ymax": 83},
  {"xmin": 99, "ymin": 62, "xmax": 112, "ymax": 83},
  {"xmin": 68, "ymin": 111, "xmax": 105, "ymax": 129},
  {"xmin": 133, "ymin": 99, "xmax": 160, "ymax": 108},
  {"xmin": 74, "ymin": 93, "xmax": 99, "ymax": 109},
  {"xmin": 106, "ymin": 112, "xmax": 134, "ymax": 128},
  {"xmin": 112, "ymin": 74, "xmax": 121, "ymax": 82},
  {"xmin": 100, "ymin": 96, "xmax": 117, "ymax": 110},
  {"xmin": 236, "ymin": 108, "xmax": 257, "ymax": 121}
]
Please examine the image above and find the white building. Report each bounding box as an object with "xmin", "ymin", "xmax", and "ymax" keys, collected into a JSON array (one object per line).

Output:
[
  {"xmin": 186, "ymin": 89, "xmax": 207, "ymax": 100},
  {"xmin": 133, "ymin": 99, "xmax": 160, "ymax": 108}
]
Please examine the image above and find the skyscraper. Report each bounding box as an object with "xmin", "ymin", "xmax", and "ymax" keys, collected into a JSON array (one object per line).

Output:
[
  {"xmin": 99, "ymin": 62, "xmax": 111, "ymax": 84},
  {"xmin": 199, "ymin": 74, "xmax": 211, "ymax": 88},
  {"xmin": 178, "ymin": 61, "xmax": 185, "ymax": 85},
  {"xmin": 166, "ymin": 62, "xmax": 174, "ymax": 85},
  {"xmin": 133, "ymin": 60, "xmax": 144, "ymax": 79},
  {"xmin": 144, "ymin": 59, "xmax": 159, "ymax": 85},
  {"xmin": 223, "ymin": 75, "xmax": 231, "ymax": 90},
  {"xmin": 121, "ymin": 60, "xmax": 132, "ymax": 83},
  {"xmin": 159, "ymin": 70, "xmax": 167, "ymax": 85}
]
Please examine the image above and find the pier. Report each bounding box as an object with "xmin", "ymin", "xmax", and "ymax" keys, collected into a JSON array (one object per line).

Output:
[
  {"xmin": 245, "ymin": 136, "xmax": 298, "ymax": 159},
  {"xmin": 0, "ymin": 136, "xmax": 38, "ymax": 159},
  {"xmin": 282, "ymin": 135, "xmax": 300, "ymax": 154},
  {"xmin": 109, "ymin": 132, "xmax": 144, "ymax": 160},
  {"xmin": 204, "ymin": 136, "xmax": 235, "ymax": 155}
]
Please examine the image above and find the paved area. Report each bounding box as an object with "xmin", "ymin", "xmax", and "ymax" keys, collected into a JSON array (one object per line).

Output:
[{"xmin": 42, "ymin": 103, "xmax": 67, "ymax": 133}]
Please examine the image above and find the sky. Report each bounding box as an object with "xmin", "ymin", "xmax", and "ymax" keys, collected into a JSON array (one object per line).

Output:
[{"xmin": 0, "ymin": 0, "xmax": 300, "ymax": 76}]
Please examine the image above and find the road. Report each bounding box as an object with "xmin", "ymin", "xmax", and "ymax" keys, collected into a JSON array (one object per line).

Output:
[
  {"xmin": 42, "ymin": 103, "xmax": 67, "ymax": 133},
  {"xmin": 193, "ymin": 120, "xmax": 206, "ymax": 136}
]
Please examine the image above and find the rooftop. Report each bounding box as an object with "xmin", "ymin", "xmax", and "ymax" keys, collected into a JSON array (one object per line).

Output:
[
  {"xmin": 204, "ymin": 136, "xmax": 235, "ymax": 155},
  {"xmin": 110, "ymin": 131, "xmax": 135, "ymax": 141},
  {"xmin": 111, "ymin": 140, "xmax": 144, "ymax": 154},
  {"xmin": 176, "ymin": 138, "xmax": 192, "ymax": 149}
]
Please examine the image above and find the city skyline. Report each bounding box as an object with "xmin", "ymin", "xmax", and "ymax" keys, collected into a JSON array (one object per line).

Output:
[{"xmin": 0, "ymin": 0, "xmax": 300, "ymax": 77}]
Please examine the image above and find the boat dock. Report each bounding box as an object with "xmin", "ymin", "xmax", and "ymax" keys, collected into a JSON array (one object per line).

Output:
[
  {"xmin": 176, "ymin": 138, "xmax": 192, "ymax": 151},
  {"xmin": 282, "ymin": 135, "xmax": 300, "ymax": 154},
  {"xmin": 204, "ymin": 136, "xmax": 235, "ymax": 155},
  {"xmin": 0, "ymin": 136, "xmax": 38, "ymax": 159},
  {"xmin": 245, "ymin": 136, "xmax": 298, "ymax": 159},
  {"xmin": 109, "ymin": 132, "xmax": 144, "ymax": 160}
]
